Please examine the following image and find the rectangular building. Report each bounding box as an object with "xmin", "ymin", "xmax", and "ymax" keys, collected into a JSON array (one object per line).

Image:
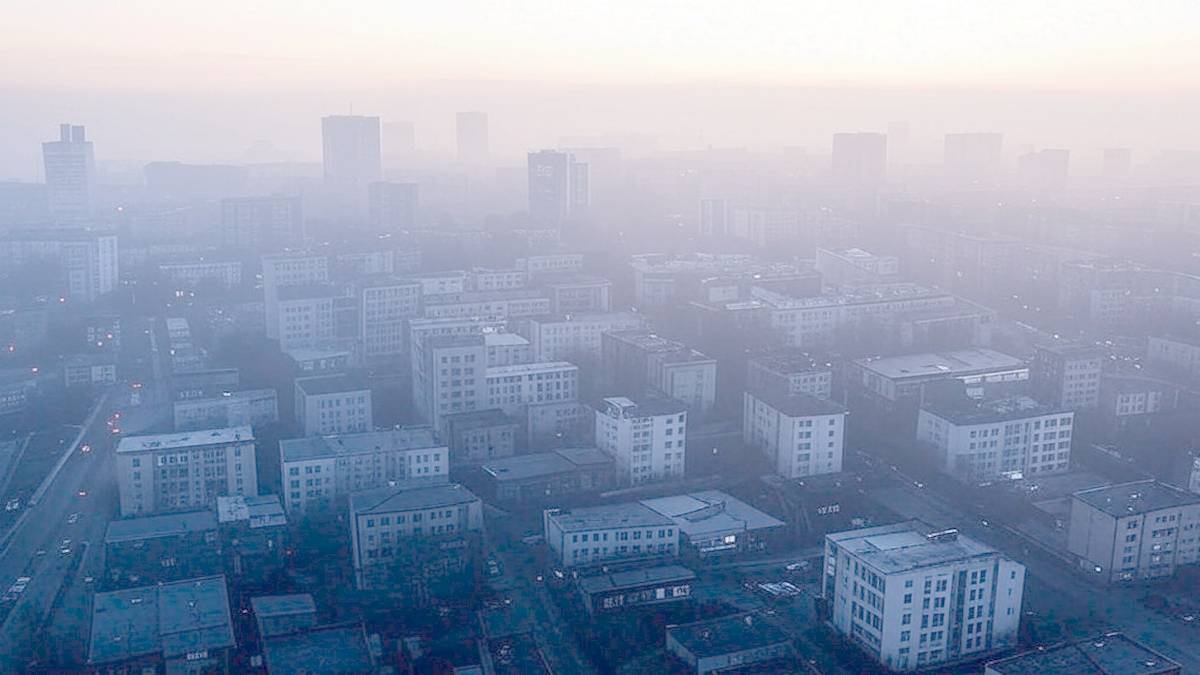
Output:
[
  {"xmin": 103, "ymin": 510, "xmax": 221, "ymax": 590},
  {"xmin": 1033, "ymin": 343, "xmax": 1104, "ymax": 410},
  {"xmin": 173, "ymin": 388, "xmax": 279, "ymax": 431},
  {"xmin": 158, "ymin": 259, "xmax": 243, "ymax": 289},
  {"xmin": 544, "ymin": 502, "xmax": 678, "ymax": 568},
  {"xmin": 577, "ymin": 565, "xmax": 695, "ymax": 615},
  {"xmin": 279, "ymin": 427, "xmax": 447, "ymax": 513},
  {"xmin": 480, "ymin": 446, "xmax": 615, "ymax": 503},
  {"xmin": 602, "ymin": 331, "xmax": 717, "ymax": 414},
  {"xmin": 294, "ymin": 375, "xmax": 372, "ymax": 436},
  {"xmin": 743, "ymin": 390, "xmax": 847, "ymax": 479},
  {"xmin": 823, "ymin": 522, "xmax": 1025, "ymax": 671},
  {"xmin": 1067, "ymin": 480, "xmax": 1200, "ymax": 583},
  {"xmin": 666, "ymin": 612, "xmax": 796, "ymax": 674},
  {"xmin": 641, "ymin": 490, "xmax": 785, "ymax": 559},
  {"xmin": 595, "ymin": 396, "xmax": 688, "ymax": 486},
  {"xmin": 115, "ymin": 426, "xmax": 258, "ymax": 517},
  {"xmin": 221, "ymin": 194, "xmax": 304, "ymax": 252},
  {"xmin": 516, "ymin": 312, "xmax": 647, "ymax": 364},
  {"xmin": 441, "ymin": 408, "xmax": 517, "ymax": 467},
  {"xmin": 985, "ymin": 632, "xmax": 1181, "ymax": 675},
  {"xmin": 850, "ymin": 349, "xmax": 1028, "ymax": 405},
  {"xmin": 746, "ymin": 351, "xmax": 834, "ymax": 400}
]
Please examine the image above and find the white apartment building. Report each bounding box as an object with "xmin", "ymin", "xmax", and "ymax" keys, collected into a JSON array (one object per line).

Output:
[
  {"xmin": 294, "ymin": 375, "xmax": 372, "ymax": 436},
  {"xmin": 603, "ymin": 331, "xmax": 717, "ymax": 413},
  {"xmin": 0, "ymin": 229, "xmax": 118, "ymax": 302},
  {"xmin": 173, "ymin": 388, "xmax": 279, "ymax": 431},
  {"xmin": 517, "ymin": 312, "xmax": 647, "ymax": 363},
  {"xmin": 262, "ymin": 254, "xmax": 328, "ymax": 341},
  {"xmin": 470, "ymin": 267, "xmax": 527, "ymax": 291},
  {"xmin": 595, "ymin": 396, "xmax": 688, "ymax": 486},
  {"xmin": 850, "ymin": 349, "xmax": 1029, "ymax": 405},
  {"xmin": 517, "ymin": 253, "xmax": 584, "ymax": 279},
  {"xmin": 746, "ymin": 352, "xmax": 834, "ymax": 399},
  {"xmin": 1067, "ymin": 480, "xmax": 1200, "ymax": 584},
  {"xmin": 542, "ymin": 274, "xmax": 612, "ymax": 314},
  {"xmin": 544, "ymin": 503, "xmax": 678, "ymax": 568},
  {"xmin": 1032, "ymin": 343, "xmax": 1103, "ymax": 410},
  {"xmin": 824, "ymin": 522, "xmax": 1025, "ymax": 672},
  {"xmin": 1147, "ymin": 335, "xmax": 1200, "ymax": 381},
  {"xmin": 275, "ymin": 285, "xmax": 337, "ymax": 351},
  {"xmin": 157, "ymin": 260, "xmax": 243, "ymax": 290},
  {"xmin": 413, "ymin": 334, "xmax": 489, "ymax": 431},
  {"xmin": 279, "ymin": 427, "xmax": 448, "ymax": 513},
  {"xmin": 349, "ymin": 483, "xmax": 483, "ymax": 588},
  {"xmin": 405, "ymin": 271, "xmax": 469, "ymax": 296},
  {"xmin": 743, "ymin": 390, "xmax": 847, "ymax": 479},
  {"xmin": 485, "ymin": 361, "xmax": 578, "ymax": 418},
  {"xmin": 359, "ymin": 278, "xmax": 421, "ymax": 360},
  {"xmin": 484, "ymin": 332, "xmax": 532, "ymax": 366},
  {"xmin": 917, "ymin": 396, "xmax": 1073, "ymax": 482},
  {"xmin": 815, "ymin": 247, "xmax": 900, "ymax": 288},
  {"xmin": 421, "ymin": 289, "xmax": 551, "ymax": 320},
  {"xmin": 220, "ymin": 194, "xmax": 304, "ymax": 251},
  {"xmin": 115, "ymin": 426, "xmax": 259, "ymax": 517}
]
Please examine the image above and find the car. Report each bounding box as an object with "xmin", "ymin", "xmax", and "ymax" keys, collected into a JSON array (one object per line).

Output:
[
  {"xmin": 34, "ymin": 549, "xmax": 45, "ymax": 556},
  {"xmin": 83, "ymin": 576, "xmax": 94, "ymax": 584},
  {"xmin": 60, "ymin": 539, "xmax": 71, "ymax": 548},
  {"xmin": 5, "ymin": 499, "xmax": 19, "ymax": 512},
  {"xmin": 59, "ymin": 547, "xmax": 71, "ymax": 555},
  {"xmin": 77, "ymin": 490, "xmax": 87, "ymax": 497},
  {"xmin": 67, "ymin": 513, "xmax": 80, "ymax": 524},
  {"xmin": 80, "ymin": 444, "xmax": 91, "ymax": 454},
  {"xmin": 785, "ymin": 561, "xmax": 810, "ymax": 572}
]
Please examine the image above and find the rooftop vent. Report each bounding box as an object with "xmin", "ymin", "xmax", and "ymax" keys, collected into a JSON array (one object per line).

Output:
[{"xmin": 926, "ymin": 529, "xmax": 959, "ymax": 543}]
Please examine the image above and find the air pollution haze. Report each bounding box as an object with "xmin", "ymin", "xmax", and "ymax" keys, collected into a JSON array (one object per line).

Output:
[{"xmin": 1, "ymin": 2, "xmax": 1200, "ymax": 674}]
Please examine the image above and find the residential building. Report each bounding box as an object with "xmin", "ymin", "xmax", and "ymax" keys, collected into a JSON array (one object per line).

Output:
[
  {"xmin": 541, "ymin": 274, "xmax": 611, "ymax": 313},
  {"xmin": 359, "ymin": 276, "xmax": 422, "ymax": 360},
  {"xmin": 528, "ymin": 150, "xmax": 589, "ymax": 225},
  {"xmin": 479, "ymin": 447, "xmax": 615, "ymax": 503},
  {"xmin": 698, "ymin": 198, "xmax": 732, "ymax": 238},
  {"xmin": 42, "ymin": 123, "xmax": 96, "ymax": 224},
  {"xmin": 279, "ymin": 427, "xmax": 447, "ymax": 513},
  {"xmin": 985, "ymin": 632, "xmax": 1181, "ymax": 675},
  {"xmin": 262, "ymin": 253, "xmax": 328, "ymax": 341},
  {"xmin": 441, "ymin": 408, "xmax": 517, "ymax": 467},
  {"xmin": 0, "ymin": 228, "xmax": 118, "ymax": 302},
  {"xmin": 595, "ymin": 396, "xmax": 688, "ymax": 486},
  {"xmin": 421, "ymin": 288, "xmax": 551, "ymax": 320},
  {"xmin": 264, "ymin": 622, "xmax": 377, "ymax": 674},
  {"xmin": 815, "ymin": 247, "xmax": 899, "ymax": 288},
  {"xmin": 578, "ymin": 565, "xmax": 696, "ymax": 616},
  {"xmin": 630, "ymin": 253, "xmax": 814, "ymax": 308},
  {"xmin": 602, "ymin": 331, "xmax": 717, "ymax": 414},
  {"xmin": 220, "ymin": 195, "xmax": 304, "ymax": 251},
  {"xmin": 1067, "ymin": 480, "xmax": 1200, "ymax": 583},
  {"xmin": 745, "ymin": 351, "xmax": 833, "ymax": 400},
  {"xmin": 348, "ymin": 483, "xmax": 483, "ymax": 589},
  {"xmin": 286, "ymin": 347, "xmax": 353, "ymax": 375},
  {"xmin": 1098, "ymin": 374, "xmax": 1181, "ymax": 432},
  {"xmin": 526, "ymin": 400, "xmax": 591, "ymax": 447},
  {"xmin": 917, "ymin": 395, "xmax": 1073, "ymax": 482},
  {"xmin": 411, "ymin": 334, "xmax": 489, "ymax": 430},
  {"xmin": 517, "ymin": 253, "xmax": 584, "ymax": 279},
  {"xmin": 1147, "ymin": 335, "xmax": 1200, "ymax": 381},
  {"xmin": 158, "ymin": 259, "xmax": 243, "ymax": 289},
  {"xmin": 743, "ymin": 389, "xmax": 847, "ymax": 479},
  {"xmin": 294, "ymin": 375, "xmax": 372, "ymax": 436},
  {"xmin": 823, "ymin": 522, "xmax": 1026, "ymax": 671},
  {"xmin": 171, "ymin": 368, "xmax": 239, "ymax": 401},
  {"xmin": 667, "ymin": 612, "xmax": 796, "ymax": 674},
  {"xmin": 1033, "ymin": 343, "xmax": 1104, "ymax": 410},
  {"xmin": 322, "ymin": 114, "xmax": 382, "ymax": 214},
  {"xmin": 641, "ymin": 490, "xmax": 785, "ymax": 559},
  {"xmin": 274, "ymin": 283, "xmax": 337, "ymax": 351},
  {"xmin": 63, "ymin": 354, "xmax": 116, "ymax": 388},
  {"xmin": 516, "ymin": 312, "xmax": 647, "ymax": 363},
  {"xmin": 849, "ymin": 349, "xmax": 1028, "ymax": 406},
  {"xmin": 543, "ymin": 502, "xmax": 678, "ymax": 568},
  {"xmin": 368, "ymin": 181, "xmax": 419, "ymax": 229},
  {"xmin": 484, "ymin": 332, "xmax": 532, "ymax": 366},
  {"xmin": 470, "ymin": 266, "xmax": 527, "ymax": 291},
  {"xmin": 115, "ymin": 426, "xmax": 258, "ymax": 517},
  {"xmin": 173, "ymin": 388, "xmax": 279, "ymax": 431},
  {"xmin": 216, "ymin": 494, "xmax": 288, "ymax": 584},
  {"xmin": 103, "ymin": 510, "xmax": 221, "ymax": 590},
  {"xmin": 485, "ymin": 361, "xmax": 579, "ymax": 419},
  {"xmin": 87, "ymin": 575, "xmax": 235, "ymax": 673}
]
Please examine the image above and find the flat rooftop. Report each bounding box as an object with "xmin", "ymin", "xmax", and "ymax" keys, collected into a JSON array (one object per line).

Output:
[
  {"xmin": 295, "ymin": 374, "xmax": 368, "ymax": 396},
  {"xmin": 349, "ymin": 482, "xmax": 479, "ymax": 516},
  {"xmin": 749, "ymin": 351, "xmax": 832, "ymax": 375},
  {"xmin": 105, "ymin": 510, "xmax": 218, "ymax": 544},
  {"xmin": 985, "ymin": 632, "xmax": 1181, "ymax": 674},
  {"xmin": 641, "ymin": 490, "xmax": 785, "ymax": 539},
  {"xmin": 1073, "ymin": 480, "xmax": 1200, "ymax": 517},
  {"xmin": 484, "ymin": 332, "xmax": 530, "ymax": 347},
  {"xmin": 280, "ymin": 427, "xmax": 441, "ymax": 463},
  {"xmin": 482, "ymin": 447, "xmax": 611, "ymax": 483},
  {"xmin": 264, "ymin": 623, "xmax": 374, "ymax": 673},
  {"xmin": 854, "ymin": 349, "xmax": 1026, "ymax": 381},
  {"xmin": 89, "ymin": 575, "xmax": 233, "ymax": 665},
  {"xmin": 251, "ymin": 593, "xmax": 317, "ymax": 619},
  {"xmin": 828, "ymin": 521, "xmax": 1002, "ymax": 574},
  {"xmin": 600, "ymin": 395, "xmax": 687, "ymax": 418},
  {"xmin": 922, "ymin": 395, "xmax": 1063, "ymax": 425},
  {"xmin": 116, "ymin": 426, "xmax": 252, "ymax": 454},
  {"xmin": 486, "ymin": 361, "xmax": 577, "ymax": 377},
  {"xmin": 749, "ymin": 389, "xmax": 847, "ymax": 418},
  {"xmin": 444, "ymin": 408, "xmax": 516, "ymax": 431},
  {"xmin": 668, "ymin": 612, "xmax": 792, "ymax": 659},
  {"xmin": 216, "ymin": 494, "xmax": 286, "ymax": 527},
  {"xmin": 577, "ymin": 564, "xmax": 696, "ymax": 595},
  {"xmin": 547, "ymin": 502, "xmax": 674, "ymax": 533}
]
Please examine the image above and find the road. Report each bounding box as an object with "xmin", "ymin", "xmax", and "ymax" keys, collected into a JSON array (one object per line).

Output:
[{"xmin": 0, "ymin": 387, "xmax": 152, "ymax": 671}]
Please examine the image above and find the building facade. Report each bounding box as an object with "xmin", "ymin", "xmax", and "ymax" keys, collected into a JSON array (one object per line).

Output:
[
  {"xmin": 595, "ymin": 396, "xmax": 688, "ymax": 486},
  {"xmin": 743, "ymin": 390, "xmax": 847, "ymax": 479},
  {"xmin": 115, "ymin": 426, "xmax": 258, "ymax": 517}
]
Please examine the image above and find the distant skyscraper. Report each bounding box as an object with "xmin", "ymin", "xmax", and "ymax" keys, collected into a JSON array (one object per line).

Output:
[
  {"xmin": 528, "ymin": 150, "xmax": 589, "ymax": 225},
  {"xmin": 456, "ymin": 112, "xmax": 489, "ymax": 164},
  {"xmin": 367, "ymin": 181, "xmax": 419, "ymax": 230},
  {"xmin": 321, "ymin": 115, "xmax": 382, "ymax": 214},
  {"xmin": 221, "ymin": 195, "xmax": 304, "ymax": 251},
  {"xmin": 698, "ymin": 198, "xmax": 731, "ymax": 237},
  {"xmin": 42, "ymin": 123, "xmax": 96, "ymax": 225},
  {"xmin": 1102, "ymin": 148, "xmax": 1132, "ymax": 180},
  {"xmin": 382, "ymin": 120, "xmax": 416, "ymax": 160},
  {"xmin": 831, "ymin": 132, "xmax": 887, "ymax": 186},
  {"xmin": 944, "ymin": 132, "xmax": 1004, "ymax": 183}
]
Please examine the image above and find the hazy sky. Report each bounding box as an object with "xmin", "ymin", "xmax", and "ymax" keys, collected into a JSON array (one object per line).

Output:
[
  {"xmin": 4, "ymin": 1, "xmax": 1198, "ymax": 88},
  {"xmin": 2, "ymin": 2, "xmax": 1199, "ymax": 179}
]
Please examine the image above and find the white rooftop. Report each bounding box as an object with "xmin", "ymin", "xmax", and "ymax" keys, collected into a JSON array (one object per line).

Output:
[
  {"xmin": 854, "ymin": 349, "xmax": 1026, "ymax": 381},
  {"xmin": 117, "ymin": 426, "xmax": 253, "ymax": 454}
]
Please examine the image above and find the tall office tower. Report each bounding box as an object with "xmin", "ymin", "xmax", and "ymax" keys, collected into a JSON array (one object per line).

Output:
[
  {"xmin": 367, "ymin": 181, "xmax": 419, "ymax": 230},
  {"xmin": 698, "ymin": 198, "xmax": 731, "ymax": 237},
  {"xmin": 382, "ymin": 120, "xmax": 416, "ymax": 160},
  {"xmin": 1102, "ymin": 148, "xmax": 1132, "ymax": 180},
  {"xmin": 220, "ymin": 195, "xmax": 304, "ymax": 251},
  {"xmin": 321, "ymin": 115, "xmax": 382, "ymax": 214},
  {"xmin": 831, "ymin": 132, "xmax": 887, "ymax": 186},
  {"xmin": 42, "ymin": 123, "xmax": 96, "ymax": 225},
  {"xmin": 456, "ymin": 112, "xmax": 489, "ymax": 164},
  {"xmin": 528, "ymin": 150, "xmax": 590, "ymax": 225},
  {"xmin": 944, "ymin": 133, "xmax": 1004, "ymax": 183},
  {"xmin": 1018, "ymin": 148, "xmax": 1070, "ymax": 190}
]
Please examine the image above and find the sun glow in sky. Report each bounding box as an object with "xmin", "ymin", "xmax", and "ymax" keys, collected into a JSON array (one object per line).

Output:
[{"xmin": 3, "ymin": 0, "xmax": 1198, "ymax": 89}]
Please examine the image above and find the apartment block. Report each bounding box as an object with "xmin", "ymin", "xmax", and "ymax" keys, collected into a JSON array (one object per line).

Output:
[
  {"xmin": 743, "ymin": 390, "xmax": 847, "ymax": 479},
  {"xmin": 595, "ymin": 396, "xmax": 687, "ymax": 486},
  {"xmin": 115, "ymin": 426, "xmax": 258, "ymax": 517},
  {"xmin": 294, "ymin": 375, "xmax": 372, "ymax": 436}
]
